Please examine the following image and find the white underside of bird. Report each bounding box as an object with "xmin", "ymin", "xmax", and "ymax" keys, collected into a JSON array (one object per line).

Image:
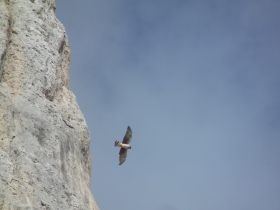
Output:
[{"xmin": 115, "ymin": 141, "xmax": 131, "ymax": 149}]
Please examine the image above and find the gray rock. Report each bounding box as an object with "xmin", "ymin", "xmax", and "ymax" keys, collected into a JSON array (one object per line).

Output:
[{"xmin": 0, "ymin": 0, "xmax": 99, "ymax": 209}]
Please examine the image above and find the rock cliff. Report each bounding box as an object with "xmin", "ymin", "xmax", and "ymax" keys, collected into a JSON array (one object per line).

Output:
[{"xmin": 0, "ymin": 0, "xmax": 99, "ymax": 209}]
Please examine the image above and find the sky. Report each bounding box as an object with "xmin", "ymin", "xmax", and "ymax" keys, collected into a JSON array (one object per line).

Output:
[{"xmin": 55, "ymin": 1, "xmax": 280, "ymax": 209}]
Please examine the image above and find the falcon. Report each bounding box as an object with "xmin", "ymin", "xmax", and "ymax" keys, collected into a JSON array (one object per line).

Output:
[{"xmin": 114, "ymin": 126, "xmax": 132, "ymax": 165}]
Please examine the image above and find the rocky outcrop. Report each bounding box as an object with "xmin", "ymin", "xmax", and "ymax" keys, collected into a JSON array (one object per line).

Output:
[{"xmin": 0, "ymin": 0, "xmax": 99, "ymax": 209}]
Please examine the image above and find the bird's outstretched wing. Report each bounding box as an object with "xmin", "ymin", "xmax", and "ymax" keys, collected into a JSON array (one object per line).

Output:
[
  {"xmin": 122, "ymin": 126, "xmax": 132, "ymax": 144},
  {"xmin": 119, "ymin": 148, "xmax": 127, "ymax": 165}
]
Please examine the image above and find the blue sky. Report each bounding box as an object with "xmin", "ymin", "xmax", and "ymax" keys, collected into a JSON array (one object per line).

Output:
[{"xmin": 56, "ymin": 1, "xmax": 280, "ymax": 209}]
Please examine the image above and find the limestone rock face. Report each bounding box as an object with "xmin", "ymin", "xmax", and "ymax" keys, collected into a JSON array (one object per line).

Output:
[{"xmin": 0, "ymin": 0, "xmax": 99, "ymax": 209}]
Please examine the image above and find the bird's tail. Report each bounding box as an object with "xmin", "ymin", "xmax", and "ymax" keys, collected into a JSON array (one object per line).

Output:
[{"xmin": 115, "ymin": 140, "xmax": 120, "ymax": 147}]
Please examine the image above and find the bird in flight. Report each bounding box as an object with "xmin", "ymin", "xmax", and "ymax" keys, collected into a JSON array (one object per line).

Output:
[{"xmin": 114, "ymin": 126, "xmax": 132, "ymax": 165}]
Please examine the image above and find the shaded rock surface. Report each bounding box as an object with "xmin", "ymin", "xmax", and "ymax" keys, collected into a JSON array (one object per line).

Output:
[{"xmin": 0, "ymin": 0, "xmax": 99, "ymax": 209}]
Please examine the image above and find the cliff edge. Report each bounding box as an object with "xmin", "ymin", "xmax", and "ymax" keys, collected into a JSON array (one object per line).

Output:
[{"xmin": 0, "ymin": 0, "xmax": 99, "ymax": 209}]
